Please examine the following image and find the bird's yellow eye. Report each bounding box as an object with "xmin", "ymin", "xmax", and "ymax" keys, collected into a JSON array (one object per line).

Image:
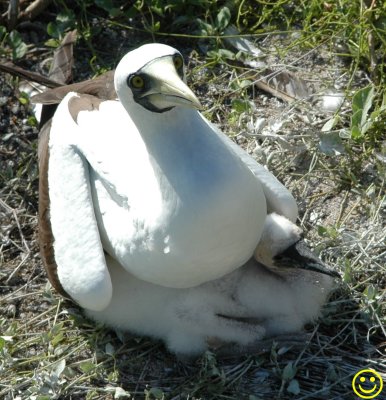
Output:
[
  {"xmin": 130, "ymin": 75, "xmax": 145, "ymax": 89},
  {"xmin": 173, "ymin": 55, "xmax": 183, "ymax": 71}
]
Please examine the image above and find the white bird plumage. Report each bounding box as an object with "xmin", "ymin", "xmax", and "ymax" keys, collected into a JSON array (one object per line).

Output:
[
  {"xmin": 36, "ymin": 43, "xmax": 338, "ymax": 355},
  {"xmin": 85, "ymin": 213, "xmax": 334, "ymax": 355}
]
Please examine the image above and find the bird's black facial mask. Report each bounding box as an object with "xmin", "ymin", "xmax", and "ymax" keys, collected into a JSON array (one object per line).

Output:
[
  {"xmin": 126, "ymin": 53, "xmax": 201, "ymax": 113},
  {"xmin": 127, "ymin": 72, "xmax": 173, "ymax": 113}
]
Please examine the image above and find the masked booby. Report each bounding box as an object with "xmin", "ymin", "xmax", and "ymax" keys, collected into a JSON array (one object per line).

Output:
[{"xmin": 35, "ymin": 43, "xmax": 338, "ymax": 355}]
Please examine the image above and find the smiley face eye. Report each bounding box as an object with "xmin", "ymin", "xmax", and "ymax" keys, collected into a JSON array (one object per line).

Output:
[
  {"xmin": 173, "ymin": 55, "xmax": 184, "ymax": 71},
  {"xmin": 129, "ymin": 75, "xmax": 145, "ymax": 89}
]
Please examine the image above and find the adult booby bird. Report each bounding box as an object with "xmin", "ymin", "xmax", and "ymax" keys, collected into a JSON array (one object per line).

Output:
[{"xmin": 35, "ymin": 43, "xmax": 338, "ymax": 355}]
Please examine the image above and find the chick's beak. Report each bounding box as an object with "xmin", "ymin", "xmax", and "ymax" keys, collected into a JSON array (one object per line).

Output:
[{"xmin": 274, "ymin": 239, "xmax": 341, "ymax": 278}]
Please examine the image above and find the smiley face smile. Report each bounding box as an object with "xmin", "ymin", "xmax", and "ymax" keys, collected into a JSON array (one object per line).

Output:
[
  {"xmin": 352, "ymin": 369, "xmax": 383, "ymax": 399},
  {"xmin": 358, "ymin": 376, "xmax": 377, "ymax": 393}
]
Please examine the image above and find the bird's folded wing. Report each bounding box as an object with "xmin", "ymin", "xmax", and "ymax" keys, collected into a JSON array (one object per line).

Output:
[
  {"xmin": 38, "ymin": 119, "xmax": 68, "ymax": 297},
  {"xmin": 31, "ymin": 70, "xmax": 117, "ymax": 105},
  {"xmin": 45, "ymin": 93, "xmax": 113, "ymax": 311},
  {"xmin": 203, "ymin": 117, "xmax": 298, "ymax": 222}
]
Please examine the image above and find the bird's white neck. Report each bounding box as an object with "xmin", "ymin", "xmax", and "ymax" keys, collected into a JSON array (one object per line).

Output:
[
  {"xmin": 126, "ymin": 103, "xmax": 199, "ymax": 144},
  {"xmin": 123, "ymin": 104, "xmax": 213, "ymax": 179}
]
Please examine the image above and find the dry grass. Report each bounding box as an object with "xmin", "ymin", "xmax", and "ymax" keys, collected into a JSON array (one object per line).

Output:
[{"xmin": 1, "ymin": 1, "xmax": 385, "ymax": 398}]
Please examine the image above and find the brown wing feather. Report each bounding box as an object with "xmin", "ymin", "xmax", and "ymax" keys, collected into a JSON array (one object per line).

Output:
[
  {"xmin": 49, "ymin": 30, "xmax": 77, "ymax": 84},
  {"xmin": 38, "ymin": 120, "xmax": 69, "ymax": 298},
  {"xmin": 31, "ymin": 71, "xmax": 117, "ymax": 105}
]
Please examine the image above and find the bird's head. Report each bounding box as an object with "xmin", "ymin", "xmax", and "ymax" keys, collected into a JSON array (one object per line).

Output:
[{"xmin": 114, "ymin": 43, "xmax": 202, "ymax": 114}]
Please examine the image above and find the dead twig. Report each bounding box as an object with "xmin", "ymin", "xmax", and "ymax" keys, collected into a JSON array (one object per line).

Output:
[
  {"xmin": 0, "ymin": 60, "xmax": 62, "ymax": 87},
  {"xmin": 18, "ymin": 0, "xmax": 52, "ymax": 21},
  {"xmin": 7, "ymin": 0, "xmax": 19, "ymax": 30}
]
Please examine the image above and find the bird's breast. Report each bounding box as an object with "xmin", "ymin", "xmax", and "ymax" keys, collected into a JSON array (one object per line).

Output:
[
  {"xmin": 89, "ymin": 149, "xmax": 266, "ymax": 288},
  {"xmin": 79, "ymin": 104, "xmax": 267, "ymax": 287}
]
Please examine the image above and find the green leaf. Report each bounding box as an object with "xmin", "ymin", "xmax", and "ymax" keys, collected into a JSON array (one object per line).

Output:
[
  {"xmin": 352, "ymin": 85, "xmax": 374, "ymax": 115},
  {"xmin": 47, "ymin": 22, "xmax": 61, "ymax": 39},
  {"xmin": 105, "ymin": 342, "xmax": 115, "ymax": 355},
  {"xmin": 215, "ymin": 6, "xmax": 231, "ymax": 31},
  {"xmin": 52, "ymin": 358, "xmax": 66, "ymax": 378},
  {"xmin": 48, "ymin": 10, "xmax": 76, "ymax": 39},
  {"xmin": 56, "ymin": 10, "xmax": 76, "ymax": 29},
  {"xmin": 50, "ymin": 322, "xmax": 64, "ymax": 335},
  {"xmin": 152, "ymin": 21, "xmax": 161, "ymax": 32},
  {"xmin": 196, "ymin": 19, "xmax": 213, "ymax": 35},
  {"xmin": 51, "ymin": 331, "xmax": 64, "ymax": 346},
  {"xmin": 318, "ymin": 132, "xmax": 345, "ymax": 156},
  {"xmin": 349, "ymin": 85, "xmax": 379, "ymax": 140},
  {"xmin": 45, "ymin": 38, "xmax": 61, "ymax": 48},
  {"xmin": 239, "ymin": 79, "xmax": 252, "ymax": 89},
  {"xmin": 231, "ymin": 79, "xmax": 252, "ymax": 90},
  {"xmin": 317, "ymin": 225, "xmax": 338, "ymax": 239},
  {"xmin": 231, "ymin": 98, "xmax": 253, "ymax": 113},
  {"xmin": 351, "ymin": 124, "xmax": 362, "ymax": 140},
  {"xmin": 8, "ymin": 30, "xmax": 27, "ymax": 59},
  {"xmin": 95, "ymin": 0, "xmax": 122, "ymax": 17},
  {"xmin": 287, "ymin": 379, "xmax": 301, "ymax": 395},
  {"xmin": 352, "ymin": 85, "xmax": 375, "ymax": 132},
  {"xmin": 282, "ymin": 361, "xmax": 297, "ymax": 381},
  {"xmin": 351, "ymin": 108, "xmax": 362, "ymax": 126},
  {"xmin": 321, "ymin": 115, "xmax": 338, "ymax": 132},
  {"xmin": 351, "ymin": 106, "xmax": 368, "ymax": 139},
  {"xmin": 364, "ymin": 284, "xmax": 377, "ymax": 301},
  {"xmin": 218, "ymin": 48, "xmax": 235, "ymax": 59},
  {"xmin": 18, "ymin": 95, "xmax": 29, "ymax": 105},
  {"xmin": 0, "ymin": 25, "xmax": 7, "ymax": 41},
  {"xmin": 79, "ymin": 361, "xmax": 96, "ymax": 373},
  {"xmin": 145, "ymin": 387, "xmax": 164, "ymax": 399},
  {"xmin": 208, "ymin": 48, "xmax": 235, "ymax": 62},
  {"xmin": 14, "ymin": 42, "xmax": 27, "ymax": 59}
]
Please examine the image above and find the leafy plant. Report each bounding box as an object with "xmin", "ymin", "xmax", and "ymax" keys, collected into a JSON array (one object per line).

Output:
[
  {"xmin": 2, "ymin": 30, "xmax": 28, "ymax": 59},
  {"xmin": 197, "ymin": 6, "xmax": 231, "ymax": 36},
  {"xmin": 144, "ymin": 387, "xmax": 165, "ymax": 399},
  {"xmin": 350, "ymin": 85, "xmax": 386, "ymax": 141},
  {"xmin": 46, "ymin": 10, "xmax": 77, "ymax": 46},
  {"xmin": 94, "ymin": 0, "xmax": 123, "ymax": 18}
]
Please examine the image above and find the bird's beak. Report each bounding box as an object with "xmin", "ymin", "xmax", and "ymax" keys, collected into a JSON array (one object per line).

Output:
[
  {"xmin": 273, "ymin": 239, "xmax": 341, "ymax": 278},
  {"xmin": 139, "ymin": 57, "xmax": 202, "ymax": 110}
]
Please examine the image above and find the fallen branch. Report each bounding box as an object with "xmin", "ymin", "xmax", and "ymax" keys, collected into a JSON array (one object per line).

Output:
[{"xmin": 0, "ymin": 60, "xmax": 62, "ymax": 87}]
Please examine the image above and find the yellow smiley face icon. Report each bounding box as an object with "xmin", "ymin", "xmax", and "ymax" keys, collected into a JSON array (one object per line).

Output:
[{"xmin": 352, "ymin": 369, "xmax": 383, "ymax": 399}]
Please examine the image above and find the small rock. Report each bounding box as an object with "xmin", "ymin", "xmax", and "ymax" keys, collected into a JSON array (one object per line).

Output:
[{"xmin": 321, "ymin": 92, "xmax": 344, "ymax": 112}]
